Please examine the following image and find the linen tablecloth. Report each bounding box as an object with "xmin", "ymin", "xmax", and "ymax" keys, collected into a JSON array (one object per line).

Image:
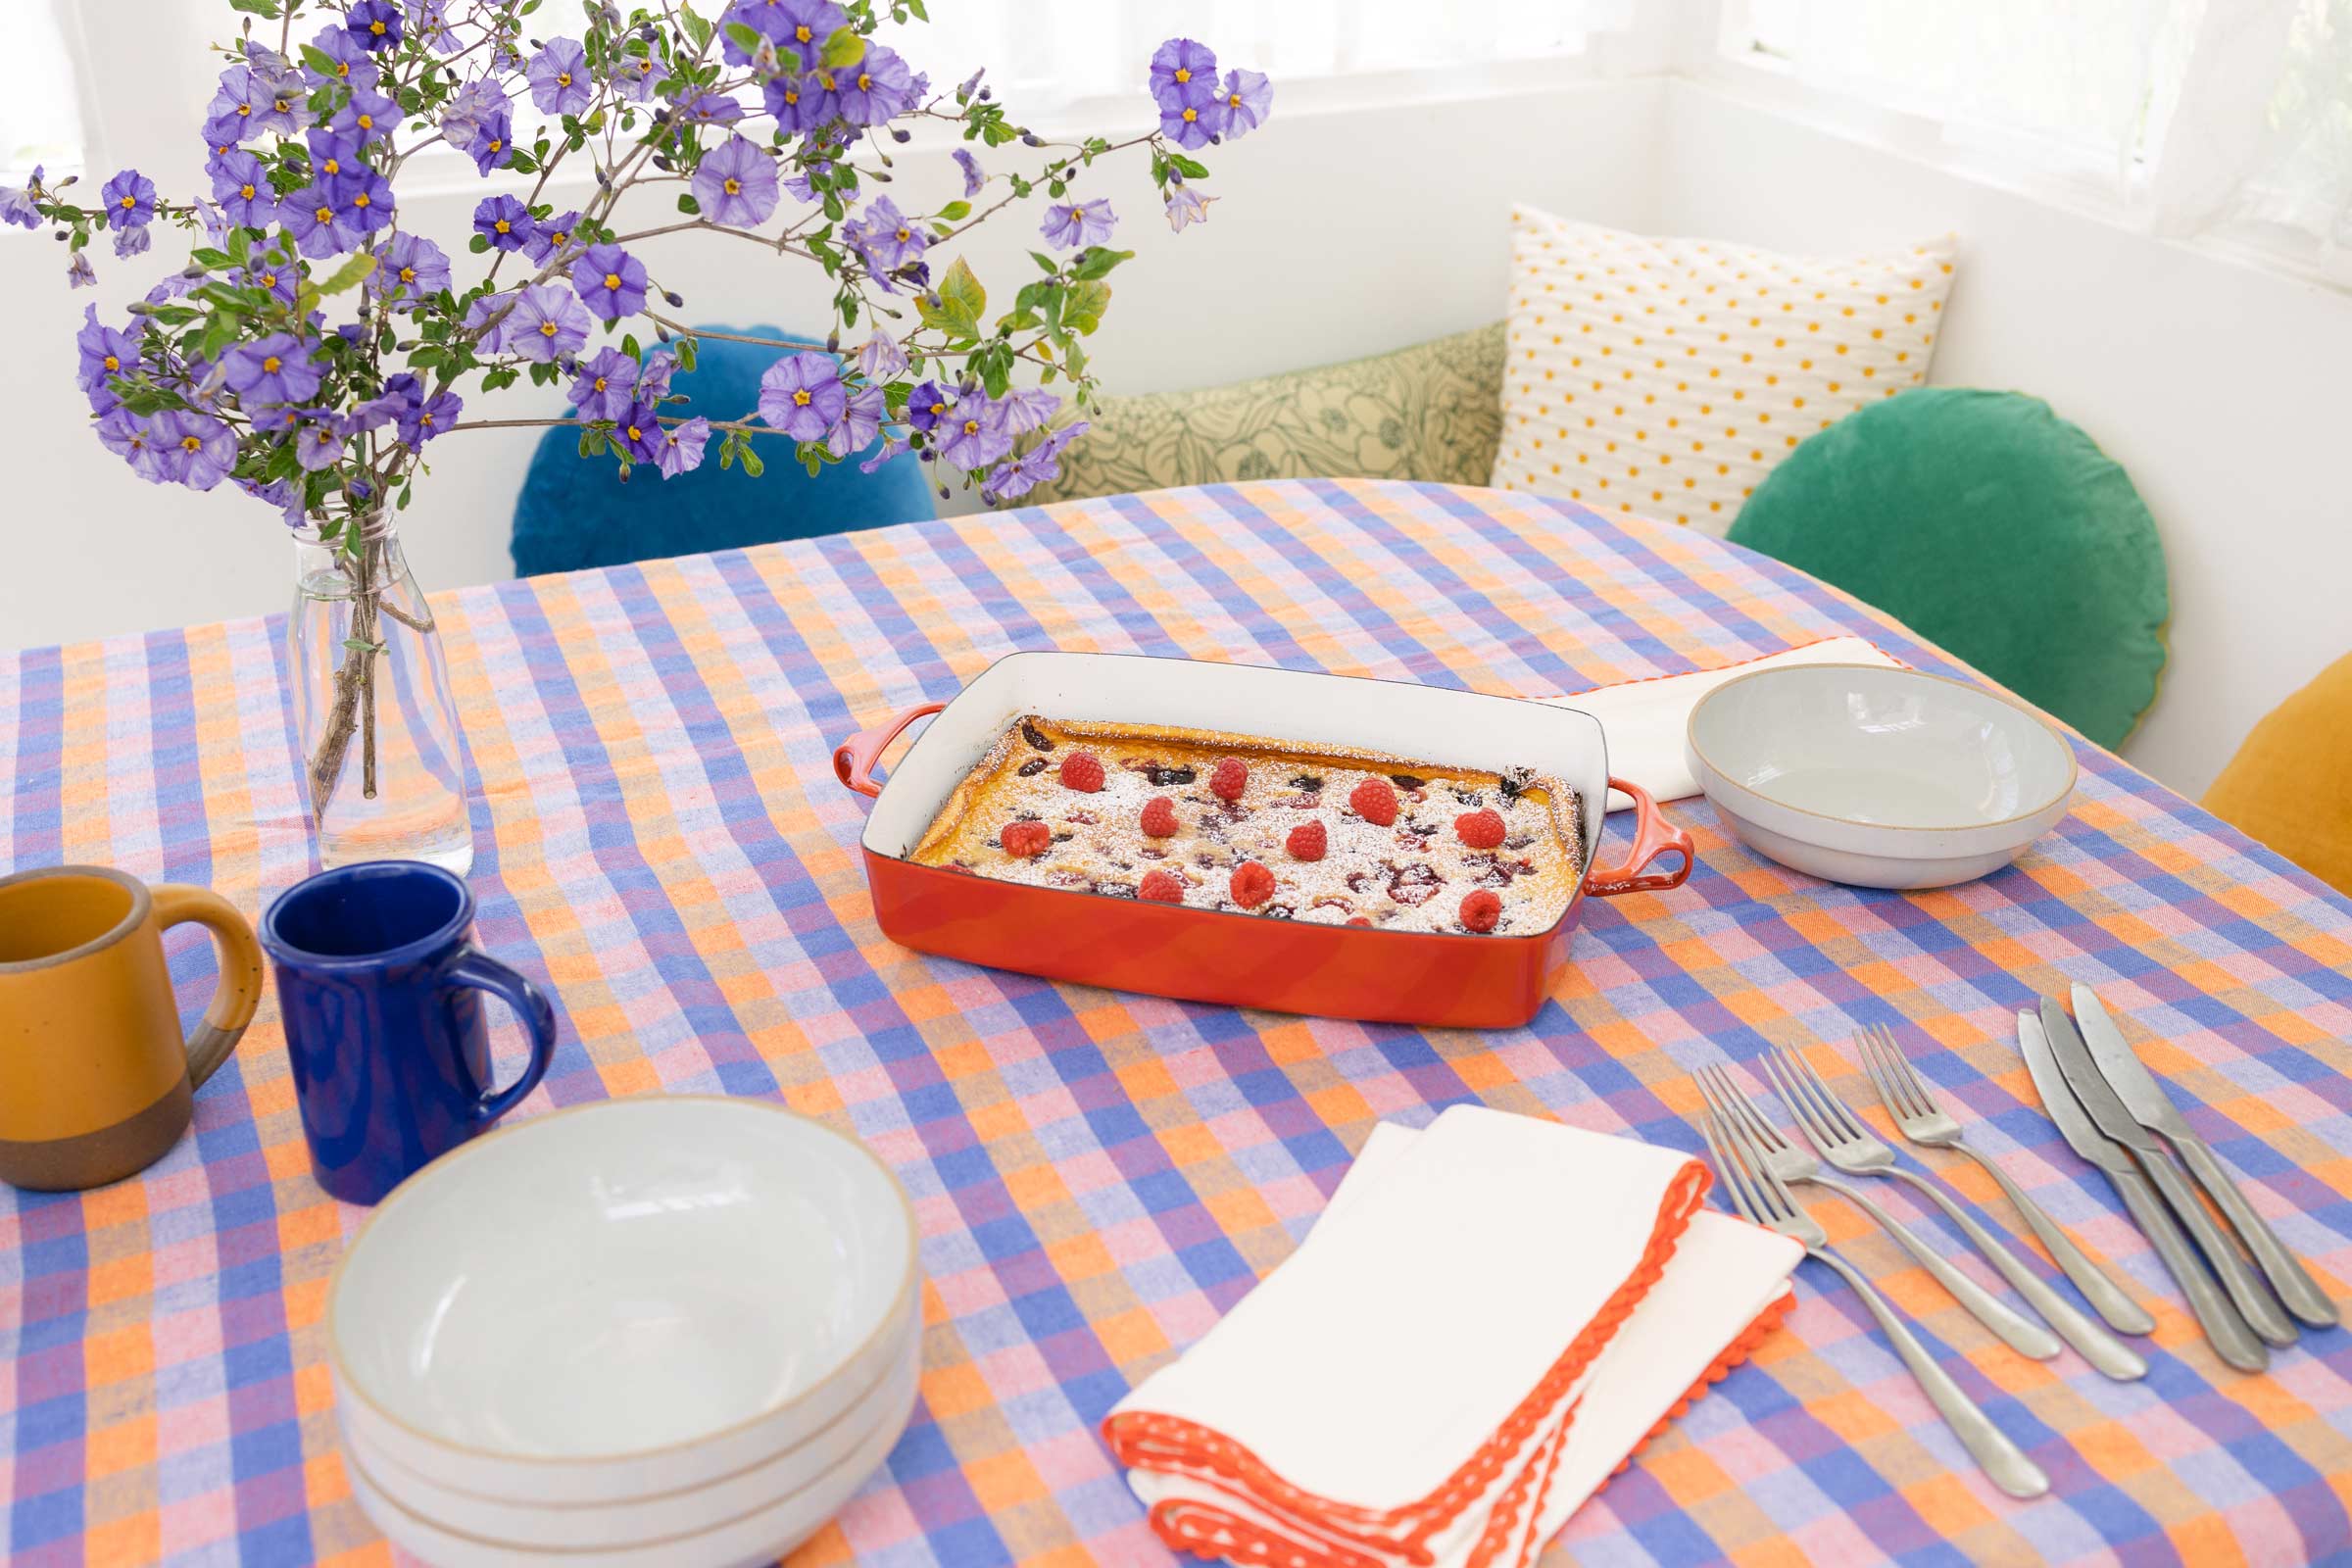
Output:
[{"xmin": 5, "ymin": 478, "xmax": 2352, "ymax": 1567}]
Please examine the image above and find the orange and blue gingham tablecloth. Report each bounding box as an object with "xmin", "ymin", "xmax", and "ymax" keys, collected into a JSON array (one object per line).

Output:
[{"xmin": 7, "ymin": 477, "xmax": 2352, "ymax": 1568}]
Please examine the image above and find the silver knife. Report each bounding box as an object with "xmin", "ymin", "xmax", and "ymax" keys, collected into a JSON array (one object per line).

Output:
[
  {"xmin": 2040, "ymin": 997, "xmax": 2297, "ymax": 1349},
  {"xmin": 2018, "ymin": 1008, "xmax": 2266, "ymax": 1371},
  {"xmin": 2073, "ymin": 983, "xmax": 2339, "ymax": 1329}
]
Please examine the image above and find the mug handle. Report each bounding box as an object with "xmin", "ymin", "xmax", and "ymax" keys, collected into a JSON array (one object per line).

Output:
[
  {"xmin": 441, "ymin": 952, "xmax": 559, "ymax": 1124},
  {"xmin": 150, "ymin": 885, "xmax": 266, "ymax": 1089}
]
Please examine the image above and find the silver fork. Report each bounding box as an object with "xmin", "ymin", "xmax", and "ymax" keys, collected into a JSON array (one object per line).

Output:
[
  {"xmin": 1695, "ymin": 1064, "xmax": 2061, "ymax": 1361},
  {"xmin": 1766, "ymin": 1043, "xmax": 2146, "ymax": 1381},
  {"xmin": 1855, "ymin": 1022, "xmax": 2156, "ymax": 1338},
  {"xmin": 1698, "ymin": 1105, "xmax": 2051, "ymax": 1499}
]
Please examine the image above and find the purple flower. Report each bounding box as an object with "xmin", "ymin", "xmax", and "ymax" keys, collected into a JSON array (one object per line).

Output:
[
  {"xmin": 1149, "ymin": 38, "xmax": 1218, "ymax": 113},
  {"xmin": 285, "ymin": 177, "xmax": 375, "ymax": 257},
  {"xmin": 693, "ymin": 137, "xmax": 779, "ymax": 228},
  {"xmin": 762, "ymin": 74, "xmax": 832, "ymax": 133},
  {"xmin": 758, "ymin": 351, "xmax": 845, "ymax": 441},
  {"xmin": 570, "ymin": 244, "xmax": 648, "ymax": 320},
  {"xmin": 462, "ymin": 293, "xmax": 514, "ymax": 351},
  {"xmin": 400, "ymin": 386, "xmax": 461, "ymax": 446},
  {"xmin": 998, "ymin": 386, "xmax": 1059, "ymax": 436},
  {"xmin": 505, "ymin": 283, "xmax": 593, "ymax": 362},
  {"xmin": 346, "ymin": 1, "xmax": 404, "ymax": 52},
  {"xmin": 1218, "ymin": 70, "xmax": 1271, "ymax": 138},
  {"xmin": 526, "ymin": 38, "xmax": 593, "ymax": 116},
  {"xmin": 985, "ymin": 418, "xmax": 1089, "ymax": 501},
  {"xmin": 523, "ymin": 209, "xmax": 582, "ymax": 263},
  {"xmin": 240, "ymin": 258, "xmax": 302, "ymax": 304},
  {"xmin": 102, "ymin": 170, "xmax": 156, "ymax": 228},
  {"xmin": 408, "ymin": 0, "xmax": 458, "ymax": 52},
  {"xmin": 1160, "ymin": 96, "xmax": 1223, "ymax": 149},
  {"xmin": 1164, "ymin": 179, "xmax": 1215, "ymax": 231},
  {"xmin": 308, "ymin": 129, "xmax": 368, "ymax": 183},
  {"xmin": 1040, "ymin": 197, "xmax": 1115, "ymax": 252},
  {"xmin": 614, "ymin": 52, "xmax": 669, "ymax": 102},
  {"xmin": 613, "ymin": 402, "xmax": 666, "ymax": 463},
  {"xmin": 657, "ymin": 416, "xmax": 710, "ymax": 477},
  {"xmin": 307, "ymin": 24, "xmax": 380, "ymax": 87},
  {"xmin": 567, "ymin": 348, "xmax": 639, "ymax": 422},
  {"xmin": 333, "ymin": 85, "xmax": 400, "ymax": 143},
  {"xmin": 209, "ymin": 151, "xmax": 276, "ymax": 227},
  {"xmin": 291, "ymin": 409, "xmax": 348, "ymax": 469},
  {"xmin": 674, "ymin": 91, "xmax": 745, "ymax": 125},
  {"xmin": 937, "ymin": 390, "xmax": 1012, "ymax": 470},
  {"xmin": 112, "ymin": 223, "xmax": 151, "ymax": 260},
  {"xmin": 223, "ymin": 333, "xmax": 323, "ymax": 407},
  {"xmin": 474, "ymin": 194, "xmax": 534, "ymax": 252},
  {"xmin": 378, "ymin": 232, "xmax": 450, "ymax": 306},
  {"xmin": 847, "ymin": 194, "xmax": 926, "ymax": 273},
  {"xmin": 468, "ymin": 108, "xmax": 517, "ymax": 175},
  {"xmin": 98, "ymin": 408, "xmax": 168, "ymax": 481},
  {"xmin": 858, "ymin": 433, "xmax": 909, "ymax": 474},
  {"xmin": 637, "ymin": 350, "xmax": 677, "ymax": 401},
  {"xmin": 726, "ymin": 0, "xmax": 845, "ymax": 70},
  {"xmin": 857, "ymin": 331, "xmax": 906, "ymax": 382},
  {"xmin": 152, "ymin": 411, "xmax": 239, "ymax": 491},
  {"xmin": 831, "ymin": 44, "xmax": 916, "ymax": 125},
  {"xmin": 826, "ymin": 384, "xmax": 883, "ymax": 458},
  {"xmin": 75, "ymin": 306, "xmax": 141, "ymax": 397},
  {"xmin": 442, "ymin": 77, "xmax": 508, "ymax": 148},
  {"xmin": 0, "ymin": 166, "xmax": 42, "ymax": 228},
  {"xmin": 205, "ymin": 68, "xmax": 267, "ymax": 144},
  {"xmin": 67, "ymin": 250, "xmax": 96, "ymax": 288},
  {"xmin": 952, "ymin": 148, "xmax": 983, "ymax": 200},
  {"xmin": 905, "ymin": 379, "xmax": 952, "ymax": 431},
  {"xmin": 237, "ymin": 474, "xmax": 309, "ymax": 526}
]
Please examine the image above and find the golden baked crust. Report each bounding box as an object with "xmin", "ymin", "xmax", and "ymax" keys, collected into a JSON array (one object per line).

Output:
[{"xmin": 907, "ymin": 715, "xmax": 1586, "ymax": 934}]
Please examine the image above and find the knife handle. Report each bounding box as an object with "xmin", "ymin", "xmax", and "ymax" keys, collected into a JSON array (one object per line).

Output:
[
  {"xmin": 1949, "ymin": 1143, "xmax": 2156, "ymax": 1337},
  {"xmin": 2110, "ymin": 1164, "xmax": 2268, "ymax": 1373},
  {"xmin": 2133, "ymin": 1147, "xmax": 2297, "ymax": 1348},
  {"xmin": 2170, "ymin": 1132, "xmax": 2339, "ymax": 1328}
]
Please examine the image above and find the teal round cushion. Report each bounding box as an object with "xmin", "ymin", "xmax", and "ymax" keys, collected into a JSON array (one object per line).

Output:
[
  {"xmin": 1728, "ymin": 388, "xmax": 2167, "ymax": 750},
  {"xmin": 510, "ymin": 324, "xmax": 936, "ymax": 579}
]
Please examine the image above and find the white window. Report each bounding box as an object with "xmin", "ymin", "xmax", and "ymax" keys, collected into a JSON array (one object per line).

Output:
[{"xmin": 0, "ymin": 2, "xmax": 87, "ymax": 180}]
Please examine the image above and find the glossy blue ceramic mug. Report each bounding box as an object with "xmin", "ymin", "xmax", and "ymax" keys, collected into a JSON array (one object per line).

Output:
[{"xmin": 261, "ymin": 861, "xmax": 558, "ymax": 1204}]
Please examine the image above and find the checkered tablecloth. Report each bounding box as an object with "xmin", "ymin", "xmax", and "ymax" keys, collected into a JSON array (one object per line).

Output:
[{"xmin": 7, "ymin": 478, "xmax": 2352, "ymax": 1567}]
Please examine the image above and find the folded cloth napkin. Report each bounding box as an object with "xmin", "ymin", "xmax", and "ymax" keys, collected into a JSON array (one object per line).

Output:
[
  {"xmin": 1104, "ymin": 1106, "xmax": 1801, "ymax": 1568},
  {"xmin": 1544, "ymin": 636, "xmax": 1904, "ymax": 809}
]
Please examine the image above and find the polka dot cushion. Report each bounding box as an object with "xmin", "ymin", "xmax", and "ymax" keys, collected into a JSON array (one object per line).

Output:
[{"xmin": 1491, "ymin": 207, "xmax": 1958, "ymax": 535}]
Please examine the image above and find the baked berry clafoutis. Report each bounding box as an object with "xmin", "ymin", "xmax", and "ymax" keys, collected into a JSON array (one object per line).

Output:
[{"xmin": 908, "ymin": 715, "xmax": 1588, "ymax": 934}]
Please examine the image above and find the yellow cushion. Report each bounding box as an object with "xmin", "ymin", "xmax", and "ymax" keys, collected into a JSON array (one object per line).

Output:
[{"xmin": 2204, "ymin": 652, "xmax": 2352, "ymax": 896}]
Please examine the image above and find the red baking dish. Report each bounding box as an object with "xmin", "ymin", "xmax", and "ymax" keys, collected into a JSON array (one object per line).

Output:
[{"xmin": 831, "ymin": 653, "xmax": 1691, "ymax": 1028}]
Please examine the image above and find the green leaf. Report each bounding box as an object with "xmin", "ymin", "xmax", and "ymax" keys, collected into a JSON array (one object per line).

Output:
[
  {"xmin": 677, "ymin": 193, "xmax": 701, "ymax": 216},
  {"xmin": 739, "ymin": 443, "xmax": 765, "ymax": 477},
  {"xmin": 1070, "ymin": 247, "xmax": 1132, "ymax": 281},
  {"xmin": 914, "ymin": 255, "xmax": 987, "ymax": 340},
  {"xmin": 229, "ymin": 0, "xmax": 281, "ymax": 17},
  {"xmin": 723, "ymin": 21, "xmax": 761, "ymax": 53},
  {"xmin": 819, "ymin": 26, "xmax": 865, "ymax": 69},
  {"xmin": 675, "ymin": 337, "xmax": 699, "ymax": 372},
  {"xmin": 679, "ymin": 2, "xmax": 712, "ymax": 48},
  {"xmin": 936, "ymin": 200, "xmax": 970, "ymax": 222},
  {"xmin": 227, "ymin": 227, "xmax": 252, "ymax": 264},
  {"xmin": 1168, "ymin": 153, "xmax": 1210, "ymax": 180},
  {"xmin": 299, "ymin": 44, "xmax": 341, "ymax": 79},
  {"xmin": 1063, "ymin": 279, "xmax": 1109, "ymax": 335},
  {"xmin": 315, "ymin": 251, "xmax": 378, "ymax": 296}
]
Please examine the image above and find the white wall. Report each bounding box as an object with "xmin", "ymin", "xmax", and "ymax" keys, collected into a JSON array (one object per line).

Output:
[
  {"xmin": 1653, "ymin": 78, "xmax": 2352, "ymax": 799},
  {"xmin": 0, "ymin": 74, "xmax": 1664, "ymax": 652}
]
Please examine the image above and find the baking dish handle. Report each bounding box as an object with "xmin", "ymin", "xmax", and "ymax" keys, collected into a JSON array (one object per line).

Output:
[
  {"xmin": 832, "ymin": 702, "xmax": 947, "ymax": 799},
  {"xmin": 1586, "ymin": 777, "xmax": 1694, "ymax": 897}
]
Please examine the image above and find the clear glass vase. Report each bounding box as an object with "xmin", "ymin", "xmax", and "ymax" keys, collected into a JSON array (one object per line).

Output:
[{"xmin": 287, "ymin": 516, "xmax": 473, "ymax": 874}]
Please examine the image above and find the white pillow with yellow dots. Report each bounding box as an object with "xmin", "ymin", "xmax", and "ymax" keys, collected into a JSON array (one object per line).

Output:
[{"xmin": 1492, "ymin": 208, "xmax": 1957, "ymax": 536}]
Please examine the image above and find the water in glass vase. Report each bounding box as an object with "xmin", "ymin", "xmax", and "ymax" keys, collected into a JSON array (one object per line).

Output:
[{"xmin": 288, "ymin": 517, "xmax": 473, "ymax": 874}]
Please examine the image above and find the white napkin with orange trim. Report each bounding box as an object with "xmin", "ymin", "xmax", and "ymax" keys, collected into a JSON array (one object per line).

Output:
[
  {"xmin": 1545, "ymin": 636, "xmax": 1905, "ymax": 809},
  {"xmin": 1104, "ymin": 1106, "xmax": 1800, "ymax": 1568}
]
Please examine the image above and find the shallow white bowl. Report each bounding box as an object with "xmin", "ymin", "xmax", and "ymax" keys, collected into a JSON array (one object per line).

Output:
[
  {"xmin": 1686, "ymin": 663, "xmax": 2078, "ymax": 889},
  {"xmin": 328, "ymin": 1097, "xmax": 918, "ymax": 1505},
  {"xmin": 347, "ymin": 1348, "xmax": 920, "ymax": 1568}
]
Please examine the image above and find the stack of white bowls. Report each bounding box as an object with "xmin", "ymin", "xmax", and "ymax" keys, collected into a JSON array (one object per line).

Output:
[{"xmin": 326, "ymin": 1097, "xmax": 922, "ymax": 1567}]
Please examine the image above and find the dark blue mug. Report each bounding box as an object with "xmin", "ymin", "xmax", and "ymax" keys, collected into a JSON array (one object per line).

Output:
[{"xmin": 261, "ymin": 861, "xmax": 558, "ymax": 1204}]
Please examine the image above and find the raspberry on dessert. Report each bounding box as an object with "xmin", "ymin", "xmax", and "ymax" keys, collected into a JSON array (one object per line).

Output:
[
  {"xmin": 1059, "ymin": 751, "xmax": 1105, "ymax": 793},
  {"xmin": 1000, "ymin": 820, "xmax": 1052, "ymax": 858},
  {"xmin": 1459, "ymin": 889, "xmax": 1502, "ymax": 932},
  {"xmin": 1346, "ymin": 915, "xmax": 1372, "ymax": 927},
  {"xmin": 1140, "ymin": 796, "xmax": 1179, "ymax": 838},
  {"xmin": 1139, "ymin": 868, "xmax": 1184, "ymax": 904},
  {"xmin": 1230, "ymin": 859, "xmax": 1276, "ymax": 908},
  {"xmin": 1286, "ymin": 819, "xmax": 1328, "ymax": 861},
  {"xmin": 1348, "ymin": 777, "xmax": 1398, "ymax": 827},
  {"xmin": 1454, "ymin": 808, "xmax": 1506, "ymax": 850},
  {"xmin": 1208, "ymin": 756, "xmax": 1249, "ymax": 802}
]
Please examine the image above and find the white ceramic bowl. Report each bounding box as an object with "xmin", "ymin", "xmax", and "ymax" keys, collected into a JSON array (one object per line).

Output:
[
  {"xmin": 1686, "ymin": 663, "xmax": 2078, "ymax": 889},
  {"xmin": 346, "ymin": 1348, "xmax": 920, "ymax": 1568},
  {"xmin": 328, "ymin": 1097, "xmax": 918, "ymax": 1505}
]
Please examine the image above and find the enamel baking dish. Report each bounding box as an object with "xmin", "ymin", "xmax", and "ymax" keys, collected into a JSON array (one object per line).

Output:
[{"xmin": 832, "ymin": 654, "xmax": 1691, "ymax": 1028}]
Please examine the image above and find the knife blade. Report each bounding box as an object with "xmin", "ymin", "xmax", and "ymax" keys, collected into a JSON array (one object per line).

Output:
[
  {"xmin": 2072, "ymin": 983, "xmax": 2338, "ymax": 1328},
  {"xmin": 2018, "ymin": 1008, "xmax": 2267, "ymax": 1373},
  {"xmin": 2041, "ymin": 997, "xmax": 2297, "ymax": 1348}
]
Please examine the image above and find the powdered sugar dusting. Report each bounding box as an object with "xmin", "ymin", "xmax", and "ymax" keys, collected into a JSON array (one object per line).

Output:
[{"xmin": 909, "ymin": 716, "xmax": 1585, "ymax": 935}]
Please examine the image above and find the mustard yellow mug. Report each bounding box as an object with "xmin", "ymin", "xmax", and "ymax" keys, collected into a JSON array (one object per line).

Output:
[{"xmin": 0, "ymin": 864, "xmax": 265, "ymax": 1191}]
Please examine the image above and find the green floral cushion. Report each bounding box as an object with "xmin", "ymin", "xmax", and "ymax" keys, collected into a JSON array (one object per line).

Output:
[{"xmin": 1027, "ymin": 322, "xmax": 1505, "ymax": 505}]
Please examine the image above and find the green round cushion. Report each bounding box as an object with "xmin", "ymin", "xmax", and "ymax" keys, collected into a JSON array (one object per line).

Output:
[{"xmin": 1729, "ymin": 388, "xmax": 2167, "ymax": 750}]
